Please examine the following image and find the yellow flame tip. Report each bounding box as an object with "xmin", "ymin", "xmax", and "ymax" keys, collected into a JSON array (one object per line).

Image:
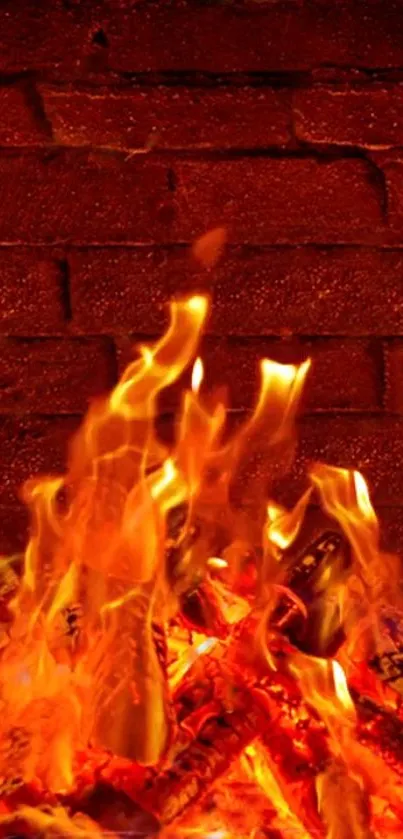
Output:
[{"xmin": 186, "ymin": 295, "xmax": 208, "ymax": 315}]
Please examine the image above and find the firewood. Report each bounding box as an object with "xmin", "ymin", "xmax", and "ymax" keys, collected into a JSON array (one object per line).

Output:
[{"xmin": 133, "ymin": 691, "xmax": 268, "ymax": 825}]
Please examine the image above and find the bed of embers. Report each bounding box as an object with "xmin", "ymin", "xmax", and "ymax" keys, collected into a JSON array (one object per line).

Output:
[{"xmin": 2, "ymin": 294, "xmax": 403, "ymax": 838}]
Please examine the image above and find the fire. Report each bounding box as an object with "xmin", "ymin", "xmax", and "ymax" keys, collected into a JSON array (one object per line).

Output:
[
  {"xmin": 1, "ymin": 294, "xmax": 403, "ymax": 838},
  {"xmin": 191, "ymin": 357, "xmax": 204, "ymax": 394}
]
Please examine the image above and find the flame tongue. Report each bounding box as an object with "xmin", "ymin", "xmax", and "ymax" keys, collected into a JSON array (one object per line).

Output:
[{"xmin": 1, "ymin": 293, "xmax": 403, "ymax": 837}]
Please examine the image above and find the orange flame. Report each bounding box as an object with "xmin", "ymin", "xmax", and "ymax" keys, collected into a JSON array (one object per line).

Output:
[{"xmin": 0, "ymin": 293, "xmax": 402, "ymax": 839}]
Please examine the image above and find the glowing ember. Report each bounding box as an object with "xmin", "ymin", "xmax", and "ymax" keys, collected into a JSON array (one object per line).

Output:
[{"xmin": 1, "ymin": 295, "xmax": 403, "ymax": 838}]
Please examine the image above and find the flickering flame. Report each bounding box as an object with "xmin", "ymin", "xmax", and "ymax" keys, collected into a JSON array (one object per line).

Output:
[
  {"xmin": 207, "ymin": 557, "xmax": 228, "ymax": 569},
  {"xmin": 332, "ymin": 659, "xmax": 354, "ymax": 712},
  {"xmin": 0, "ymin": 293, "xmax": 402, "ymax": 839},
  {"xmin": 191, "ymin": 357, "xmax": 204, "ymax": 394},
  {"xmin": 267, "ymin": 488, "xmax": 312, "ymax": 551}
]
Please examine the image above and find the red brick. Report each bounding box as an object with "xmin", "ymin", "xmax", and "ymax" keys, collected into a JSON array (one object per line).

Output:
[
  {"xmin": 379, "ymin": 508, "xmax": 403, "ymax": 557},
  {"xmin": 0, "ymin": 338, "xmax": 116, "ymax": 414},
  {"xmin": 0, "ymin": 151, "xmax": 172, "ymax": 244},
  {"xmin": 69, "ymin": 247, "xmax": 179, "ymax": 333},
  {"xmin": 0, "ymin": 249, "xmax": 65, "ymax": 334},
  {"xmin": 116, "ymin": 336, "xmax": 381, "ymax": 414},
  {"xmin": 294, "ymin": 86, "xmax": 403, "ymax": 150},
  {"xmin": 69, "ymin": 246, "xmax": 403, "ymax": 335},
  {"xmin": 206, "ymin": 248, "xmax": 403, "ymax": 335},
  {"xmin": 101, "ymin": 3, "xmax": 403, "ymax": 74},
  {"xmin": 2, "ymin": 3, "xmax": 403, "ymax": 78},
  {"xmin": 41, "ymin": 87, "xmax": 290, "ymax": 149},
  {"xmin": 0, "ymin": 415, "xmax": 80, "ymax": 506},
  {"xmin": 0, "ymin": 505, "xmax": 29, "ymax": 555},
  {"xmin": 383, "ymin": 340, "xmax": 403, "ymax": 413},
  {"xmin": 278, "ymin": 415, "xmax": 403, "ymax": 508},
  {"xmin": 0, "ymin": 2, "xmax": 94, "ymax": 78},
  {"xmin": 0, "ymin": 86, "xmax": 48, "ymax": 146},
  {"xmin": 376, "ymin": 152, "xmax": 403, "ymax": 239},
  {"xmin": 172, "ymin": 159, "xmax": 384, "ymax": 244}
]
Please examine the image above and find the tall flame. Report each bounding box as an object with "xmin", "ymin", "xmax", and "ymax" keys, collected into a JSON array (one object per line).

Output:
[{"xmin": 0, "ymin": 293, "xmax": 402, "ymax": 839}]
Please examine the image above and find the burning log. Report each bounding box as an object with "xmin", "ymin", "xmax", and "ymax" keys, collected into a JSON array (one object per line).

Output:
[
  {"xmin": 139, "ymin": 693, "xmax": 266, "ymax": 825},
  {"xmin": 82, "ymin": 620, "xmax": 400, "ymax": 834},
  {"xmin": 89, "ymin": 578, "xmax": 173, "ymax": 767}
]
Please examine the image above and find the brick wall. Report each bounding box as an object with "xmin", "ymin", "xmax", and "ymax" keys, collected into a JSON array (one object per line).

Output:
[{"xmin": 1, "ymin": 0, "xmax": 403, "ymax": 556}]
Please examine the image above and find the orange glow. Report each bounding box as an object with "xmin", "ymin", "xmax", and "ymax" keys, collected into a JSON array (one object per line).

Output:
[
  {"xmin": 267, "ymin": 487, "xmax": 312, "ymax": 551},
  {"xmin": 207, "ymin": 557, "xmax": 228, "ymax": 569},
  {"xmin": 0, "ymin": 294, "xmax": 402, "ymax": 839},
  {"xmin": 191, "ymin": 357, "xmax": 204, "ymax": 394}
]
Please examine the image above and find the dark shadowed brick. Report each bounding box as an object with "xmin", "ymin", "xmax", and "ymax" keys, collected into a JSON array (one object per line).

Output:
[
  {"xmin": 377, "ymin": 152, "xmax": 403, "ymax": 240},
  {"xmin": 116, "ymin": 336, "xmax": 381, "ymax": 414},
  {"xmin": 0, "ymin": 151, "xmax": 172, "ymax": 244},
  {"xmin": 0, "ymin": 250, "xmax": 65, "ymax": 335},
  {"xmin": 69, "ymin": 248, "xmax": 187, "ymax": 333},
  {"xmin": 0, "ymin": 1, "xmax": 94, "ymax": 77},
  {"xmin": 294, "ymin": 86, "xmax": 403, "ymax": 150},
  {"xmin": 278, "ymin": 415, "xmax": 403, "ymax": 508},
  {"xmin": 0, "ymin": 505, "xmax": 29, "ymax": 555},
  {"xmin": 173, "ymin": 159, "xmax": 385, "ymax": 244},
  {"xmin": 380, "ymin": 508, "xmax": 403, "ymax": 557},
  {"xmin": 0, "ymin": 338, "xmax": 116, "ymax": 414},
  {"xmin": 69, "ymin": 246, "xmax": 403, "ymax": 336},
  {"xmin": 42, "ymin": 87, "xmax": 290, "ymax": 150},
  {"xmin": 0, "ymin": 86, "xmax": 49, "ymax": 146},
  {"xmin": 2, "ymin": 2, "xmax": 403, "ymax": 78},
  {"xmin": 0, "ymin": 415, "xmax": 80, "ymax": 506},
  {"xmin": 101, "ymin": 3, "xmax": 403, "ymax": 74},
  {"xmin": 204, "ymin": 248, "xmax": 403, "ymax": 335},
  {"xmin": 384, "ymin": 340, "xmax": 403, "ymax": 413}
]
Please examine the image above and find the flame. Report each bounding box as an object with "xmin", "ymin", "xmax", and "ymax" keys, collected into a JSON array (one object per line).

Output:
[
  {"xmin": 267, "ymin": 487, "xmax": 312, "ymax": 551},
  {"xmin": 191, "ymin": 357, "xmax": 204, "ymax": 394},
  {"xmin": 332, "ymin": 659, "xmax": 355, "ymax": 712},
  {"xmin": 0, "ymin": 293, "xmax": 402, "ymax": 838},
  {"xmin": 241, "ymin": 743, "xmax": 312, "ymax": 838},
  {"xmin": 207, "ymin": 557, "xmax": 228, "ymax": 570}
]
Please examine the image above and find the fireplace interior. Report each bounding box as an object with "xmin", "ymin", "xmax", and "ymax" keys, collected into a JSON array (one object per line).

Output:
[{"xmin": 2, "ymin": 1, "xmax": 403, "ymax": 837}]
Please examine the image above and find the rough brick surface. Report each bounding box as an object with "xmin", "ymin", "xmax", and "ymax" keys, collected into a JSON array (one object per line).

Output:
[
  {"xmin": 377, "ymin": 153, "xmax": 403, "ymax": 240},
  {"xmin": 0, "ymin": 338, "xmax": 116, "ymax": 414},
  {"xmin": 2, "ymin": 2, "xmax": 403, "ymax": 77},
  {"xmin": 384, "ymin": 340, "xmax": 403, "ymax": 413},
  {"xmin": 0, "ymin": 505, "xmax": 29, "ymax": 555},
  {"xmin": 0, "ymin": 154, "xmax": 384, "ymax": 246},
  {"xmin": 98, "ymin": 3, "xmax": 403, "ymax": 75},
  {"xmin": 0, "ymin": 1, "xmax": 94, "ymax": 78},
  {"xmin": 116, "ymin": 336, "xmax": 381, "ymax": 414},
  {"xmin": 42, "ymin": 87, "xmax": 290, "ymax": 149},
  {"xmin": 172, "ymin": 159, "xmax": 385, "ymax": 244},
  {"xmin": 0, "ymin": 250, "xmax": 65, "ymax": 335},
  {"xmin": 69, "ymin": 248, "xmax": 181, "ymax": 333},
  {"xmin": 276, "ymin": 415, "xmax": 403, "ymax": 507},
  {"xmin": 0, "ymin": 151, "xmax": 172, "ymax": 244},
  {"xmin": 294, "ymin": 86, "xmax": 403, "ymax": 150},
  {"xmin": 380, "ymin": 508, "xmax": 403, "ymax": 556},
  {"xmin": 0, "ymin": 415, "xmax": 80, "ymax": 507},
  {"xmin": 0, "ymin": 86, "xmax": 49, "ymax": 146},
  {"xmin": 70, "ymin": 246, "xmax": 403, "ymax": 336}
]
